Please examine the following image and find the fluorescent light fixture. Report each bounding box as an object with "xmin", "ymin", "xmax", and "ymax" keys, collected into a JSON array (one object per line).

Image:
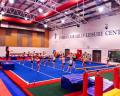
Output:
[
  {"xmin": 38, "ymin": 8, "xmax": 43, "ymax": 13},
  {"xmin": 1, "ymin": 11, "xmax": 5, "ymax": 15},
  {"xmin": 47, "ymin": 19, "xmax": 50, "ymax": 21},
  {"xmin": 1, "ymin": 2, "xmax": 5, "ymax": 7},
  {"xmin": 97, "ymin": 6, "xmax": 104, "ymax": 13},
  {"xmin": 9, "ymin": 0, "xmax": 15, "ymax": 4},
  {"xmin": 64, "ymin": 12, "xmax": 68, "ymax": 14},
  {"xmin": 24, "ymin": 17, "xmax": 28, "ymax": 20},
  {"xmin": 44, "ymin": 24, "xmax": 47, "ymax": 28},
  {"xmin": 40, "ymin": 0, "xmax": 45, "ymax": 3},
  {"xmin": 25, "ymin": 9, "xmax": 29, "ymax": 13},
  {"xmin": 61, "ymin": 19, "xmax": 65, "ymax": 24},
  {"xmin": 52, "ymin": 4, "xmax": 56, "ymax": 7}
]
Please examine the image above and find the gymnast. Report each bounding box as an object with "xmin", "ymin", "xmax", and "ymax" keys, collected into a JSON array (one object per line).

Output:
[
  {"xmin": 61, "ymin": 54, "xmax": 65, "ymax": 71},
  {"xmin": 36, "ymin": 54, "xmax": 41, "ymax": 72},
  {"xmin": 81, "ymin": 53, "xmax": 87, "ymax": 70},
  {"xmin": 72, "ymin": 53, "xmax": 76, "ymax": 68},
  {"xmin": 30, "ymin": 55, "xmax": 34, "ymax": 70},
  {"xmin": 22, "ymin": 52, "xmax": 26, "ymax": 65},
  {"xmin": 67, "ymin": 53, "xmax": 73, "ymax": 73},
  {"xmin": 52, "ymin": 55, "xmax": 56, "ymax": 68}
]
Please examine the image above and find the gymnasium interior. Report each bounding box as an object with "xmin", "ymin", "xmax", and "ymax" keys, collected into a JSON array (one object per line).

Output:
[{"xmin": 0, "ymin": 0, "xmax": 120, "ymax": 96}]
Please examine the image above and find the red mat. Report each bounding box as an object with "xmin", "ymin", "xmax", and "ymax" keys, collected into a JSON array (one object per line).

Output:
[
  {"xmin": 4, "ymin": 70, "xmax": 32, "ymax": 96},
  {"xmin": 28, "ymin": 78, "xmax": 61, "ymax": 88},
  {"xmin": 64, "ymin": 91, "xmax": 82, "ymax": 96},
  {"xmin": 4, "ymin": 70, "xmax": 61, "ymax": 96},
  {"xmin": 0, "ymin": 79, "xmax": 12, "ymax": 96}
]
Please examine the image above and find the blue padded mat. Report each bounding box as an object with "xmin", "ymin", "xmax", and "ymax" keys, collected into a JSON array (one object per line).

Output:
[{"xmin": 0, "ymin": 70, "xmax": 26, "ymax": 96}]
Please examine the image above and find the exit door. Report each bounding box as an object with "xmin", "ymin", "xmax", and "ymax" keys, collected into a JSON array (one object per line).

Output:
[{"xmin": 92, "ymin": 50, "xmax": 101, "ymax": 62}]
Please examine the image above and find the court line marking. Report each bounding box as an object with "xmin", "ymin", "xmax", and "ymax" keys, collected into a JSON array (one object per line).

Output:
[
  {"xmin": 39, "ymin": 63, "xmax": 68, "ymax": 73},
  {"xmin": 11, "ymin": 70, "xmax": 60, "ymax": 84},
  {"xmin": 13, "ymin": 61, "xmax": 57, "ymax": 79},
  {"xmin": 13, "ymin": 60, "xmax": 77, "ymax": 72},
  {"xmin": 17, "ymin": 63, "xmax": 56, "ymax": 79},
  {"xmin": 29, "ymin": 78, "xmax": 60, "ymax": 84},
  {"xmin": 16, "ymin": 60, "xmax": 70, "ymax": 73},
  {"xmin": 10, "ymin": 71, "xmax": 29, "ymax": 84}
]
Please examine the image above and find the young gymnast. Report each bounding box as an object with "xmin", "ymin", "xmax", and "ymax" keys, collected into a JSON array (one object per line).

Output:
[
  {"xmin": 22, "ymin": 52, "xmax": 26, "ymax": 65},
  {"xmin": 81, "ymin": 52, "xmax": 87, "ymax": 70},
  {"xmin": 31, "ymin": 55, "xmax": 34, "ymax": 70},
  {"xmin": 36, "ymin": 54, "xmax": 41, "ymax": 72},
  {"xmin": 61, "ymin": 54, "xmax": 65, "ymax": 71},
  {"xmin": 67, "ymin": 53, "xmax": 73, "ymax": 73},
  {"xmin": 72, "ymin": 53, "xmax": 76, "ymax": 68},
  {"xmin": 52, "ymin": 55, "xmax": 56, "ymax": 68}
]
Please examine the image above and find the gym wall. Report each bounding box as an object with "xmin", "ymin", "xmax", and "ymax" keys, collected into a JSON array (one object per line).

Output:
[
  {"xmin": 50, "ymin": 13, "xmax": 120, "ymax": 63},
  {"xmin": 0, "ymin": 28, "xmax": 49, "ymax": 47}
]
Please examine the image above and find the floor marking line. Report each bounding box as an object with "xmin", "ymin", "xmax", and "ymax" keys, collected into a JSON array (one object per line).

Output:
[
  {"xmin": 20, "ymin": 64, "xmax": 56, "ymax": 79},
  {"xmin": 14, "ymin": 61, "xmax": 56, "ymax": 79},
  {"xmin": 10, "ymin": 71, "xmax": 29, "ymax": 84}
]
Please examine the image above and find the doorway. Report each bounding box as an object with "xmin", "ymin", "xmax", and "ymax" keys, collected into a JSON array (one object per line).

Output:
[{"xmin": 92, "ymin": 50, "xmax": 101, "ymax": 62}]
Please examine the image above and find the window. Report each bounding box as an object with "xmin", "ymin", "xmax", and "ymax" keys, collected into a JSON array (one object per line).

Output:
[{"xmin": 108, "ymin": 50, "xmax": 120, "ymax": 63}]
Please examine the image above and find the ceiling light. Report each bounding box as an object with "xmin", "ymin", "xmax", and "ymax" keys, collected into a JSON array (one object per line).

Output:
[
  {"xmin": 9, "ymin": 0, "xmax": 15, "ymax": 4},
  {"xmin": 24, "ymin": 17, "xmax": 28, "ymax": 20},
  {"xmin": 1, "ymin": 2, "xmax": 5, "ymax": 7},
  {"xmin": 44, "ymin": 24, "xmax": 47, "ymax": 28},
  {"xmin": 1, "ymin": 11, "xmax": 5, "ymax": 15},
  {"xmin": 64, "ymin": 12, "xmax": 68, "ymax": 14},
  {"xmin": 38, "ymin": 8, "xmax": 43, "ymax": 13},
  {"xmin": 61, "ymin": 19, "xmax": 65, "ymax": 24},
  {"xmin": 47, "ymin": 19, "xmax": 50, "ymax": 21},
  {"xmin": 97, "ymin": 6, "xmax": 104, "ymax": 13},
  {"xmin": 25, "ymin": 9, "xmax": 29, "ymax": 13},
  {"xmin": 39, "ymin": 0, "xmax": 45, "ymax": 3},
  {"xmin": 52, "ymin": 4, "xmax": 56, "ymax": 7}
]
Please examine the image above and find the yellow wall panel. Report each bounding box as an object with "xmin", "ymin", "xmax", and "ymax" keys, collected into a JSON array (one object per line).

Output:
[
  {"xmin": 45, "ymin": 30, "xmax": 49, "ymax": 47},
  {"xmin": 0, "ymin": 28, "xmax": 49, "ymax": 47},
  {"xmin": 5, "ymin": 29, "xmax": 17, "ymax": 46},
  {"xmin": 22, "ymin": 35, "xmax": 28, "ymax": 47},
  {"xmin": 11, "ymin": 29, "xmax": 17, "ymax": 46},
  {"xmin": 0, "ymin": 29, "xmax": 5, "ymax": 35},
  {"xmin": 32, "ymin": 32, "xmax": 40, "ymax": 47}
]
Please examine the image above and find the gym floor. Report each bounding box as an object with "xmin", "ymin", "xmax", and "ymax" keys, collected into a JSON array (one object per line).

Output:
[
  {"xmin": 0, "ymin": 59, "xmax": 116, "ymax": 96},
  {"xmin": 11, "ymin": 59, "xmax": 113, "ymax": 83}
]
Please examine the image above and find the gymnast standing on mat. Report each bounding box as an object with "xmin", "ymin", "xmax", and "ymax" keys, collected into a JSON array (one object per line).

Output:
[
  {"xmin": 61, "ymin": 54, "xmax": 65, "ymax": 71},
  {"xmin": 87, "ymin": 53, "xmax": 92, "ymax": 64},
  {"xmin": 72, "ymin": 53, "xmax": 76, "ymax": 68},
  {"xmin": 31, "ymin": 55, "xmax": 34, "ymax": 70},
  {"xmin": 81, "ymin": 52, "xmax": 87, "ymax": 70},
  {"xmin": 22, "ymin": 52, "xmax": 26, "ymax": 65},
  {"xmin": 52, "ymin": 55, "xmax": 56, "ymax": 68},
  {"xmin": 6, "ymin": 46, "xmax": 10, "ymax": 60},
  {"xmin": 67, "ymin": 53, "xmax": 73, "ymax": 73},
  {"xmin": 36, "ymin": 54, "xmax": 41, "ymax": 72}
]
